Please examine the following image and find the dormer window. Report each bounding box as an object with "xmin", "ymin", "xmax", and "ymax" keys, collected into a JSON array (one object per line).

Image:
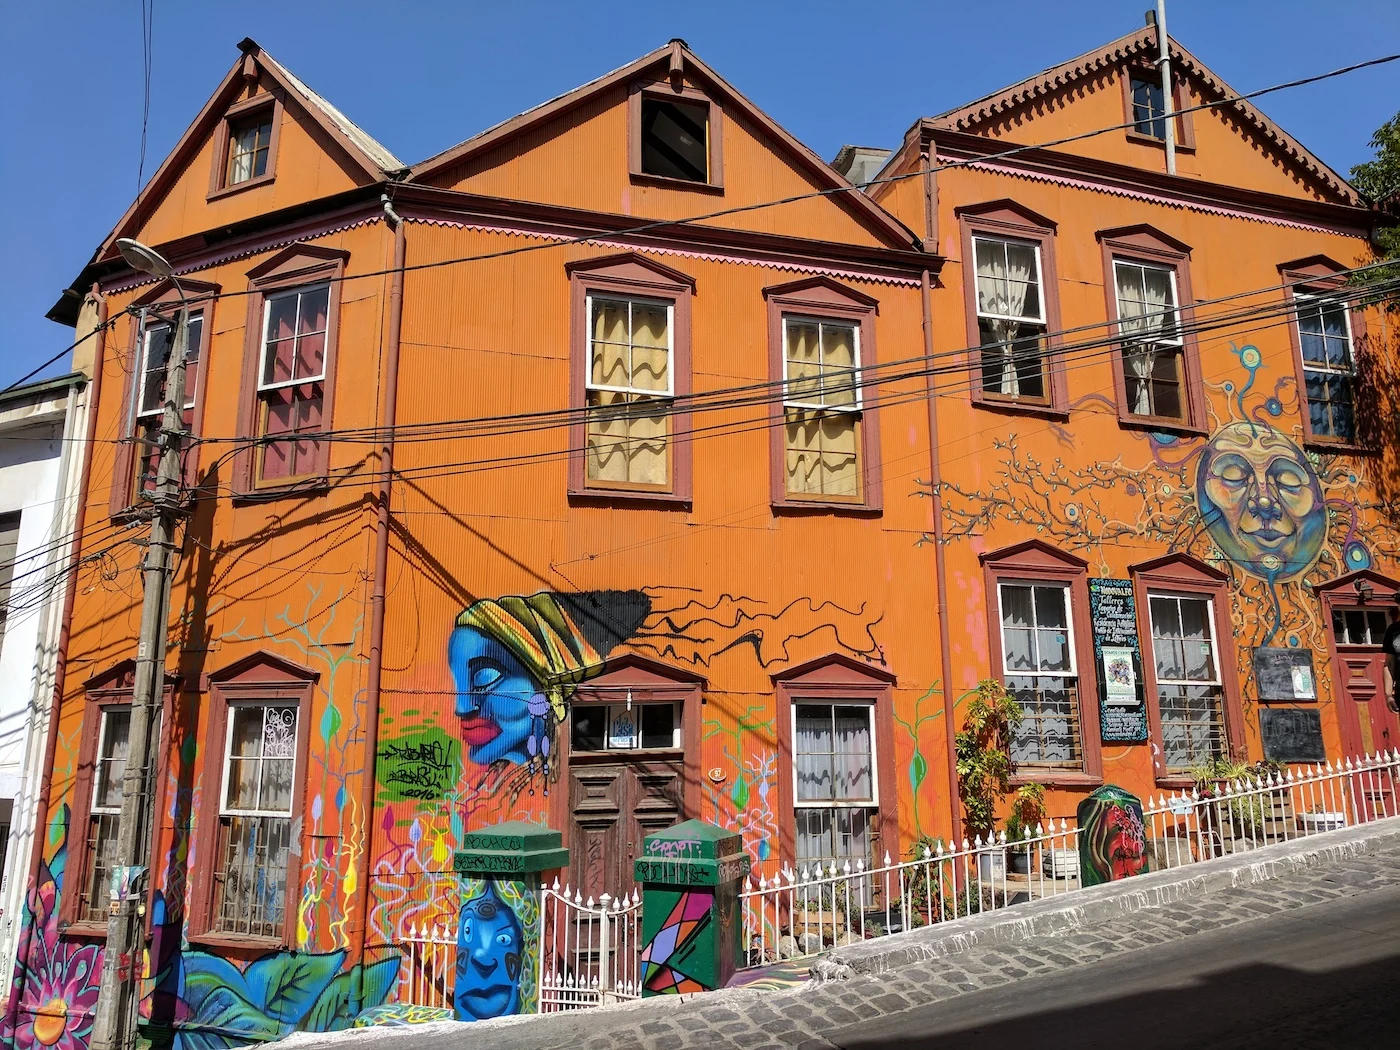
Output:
[
  {"xmin": 228, "ymin": 113, "xmax": 273, "ymax": 185},
  {"xmin": 1129, "ymin": 76, "xmax": 1166, "ymax": 139}
]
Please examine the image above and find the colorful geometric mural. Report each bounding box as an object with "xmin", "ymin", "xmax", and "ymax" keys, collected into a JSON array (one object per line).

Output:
[{"xmin": 638, "ymin": 890, "xmax": 713, "ymax": 995}]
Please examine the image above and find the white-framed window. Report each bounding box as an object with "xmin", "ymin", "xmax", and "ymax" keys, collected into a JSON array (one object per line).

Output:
[
  {"xmin": 782, "ymin": 316, "xmax": 861, "ymax": 499},
  {"xmin": 998, "ymin": 583, "xmax": 1082, "ymax": 768},
  {"xmin": 1331, "ymin": 607, "xmax": 1389, "ymax": 646},
  {"xmin": 584, "ymin": 294, "xmax": 674, "ymax": 488},
  {"xmin": 1114, "ymin": 259, "xmax": 1184, "ymax": 420},
  {"xmin": 134, "ymin": 313, "xmax": 204, "ymax": 494},
  {"xmin": 1295, "ymin": 293, "xmax": 1357, "ymax": 441},
  {"xmin": 213, "ymin": 702, "xmax": 299, "ymax": 938},
  {"xmin": 82, "ymin": 706, "xmax": 131, "ymax": 923},
  {"xmin": 571, "ymin": 701, "xmax": 681, "ymax": 752},
  {"xmin": 1148, "ymin": 593, "xmax": 1226, "ymax": 771},
  {"xmin": 793, "ymin": 702, "xmax": 877, "ymax": 873},
  {"xmin": 256, "ymin": 284, "xmax": 330, "ymax": 482},
  {"xmin": 973, "ymin": 236, "xmax": 1047, "ymax": 400}
]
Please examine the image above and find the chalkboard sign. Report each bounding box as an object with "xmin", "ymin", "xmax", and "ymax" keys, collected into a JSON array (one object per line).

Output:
[
  {"xmin": 1260, "ymin": 708, "xmax": 1326, "ymax": 763},
  {"xmin": 1087, "ymin": 578, "xmax": 1149, "ymax": 743},
  {"xmin": 1253, "ymin": 647, "xmax": 1317, "ymax": 702}
]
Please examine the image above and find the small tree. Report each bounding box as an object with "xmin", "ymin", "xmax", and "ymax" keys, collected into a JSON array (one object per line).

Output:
[
  {"xmin": 1350, "ymin": 110, "xmax": 1400, "ymax": 301},
  {"xmin": 955, "ymin": 679, "xmax": 1024, "ymax": 842}
]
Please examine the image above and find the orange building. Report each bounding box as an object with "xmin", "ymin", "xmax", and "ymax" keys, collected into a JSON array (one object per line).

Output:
[{"xmin": 2, "ymin": 22, "xmax": 1394, "ymax": 1049}]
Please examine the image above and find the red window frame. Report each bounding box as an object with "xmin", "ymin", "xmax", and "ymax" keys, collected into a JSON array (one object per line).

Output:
[
  {"xmin": 1130, "ymin": 553, "xmax": 1247, "ymax": 786},
  {"xmin": 980, "ymin": 539, "xmax": 1104, "ymax": 786},
  {"xmin": 235, "ymin": 244, "xmax": 347, "ymax": 497},
  {"xmin": 188, "ymin": 651, "xmax": 316, "ymax": 950},
  {"xmin": 1119, "ymin": 61, "xmax": 1197, "ymax": 153},
  {"xmin": 1098, "ymin": 224, "xmax": 1207, "ymax": 436},
  {"xmin": 108, "ymin": 279, "xmax": 218, "ymax": 517},
  {"xmin": 764, "ymin": 276, "xmax": 883, "ymax": 513},
  {"xmin": 566, "ymin": 252, "xmax": 695, "ymax": 505},
  {"xmin": 61, "ymin": 663, "xmax": 176, "ymax": 936},
  {"xmin": 956, "ymin": 200, "xmax": 1069, "ymax": 419},
  {"xmin": 774, "ymin": 654, "xmax": 899, "ymax": 874},
  {"xmin": 208, "ymin": 90, "xmax": 283, "ymax": 201},
  {"xmin": 628, "ymin": 77, "xmax": 724, "ymax": 192},
  {"xmin": 1278, "ymin": 255, "xmax": 1372, "ymax": 453}
]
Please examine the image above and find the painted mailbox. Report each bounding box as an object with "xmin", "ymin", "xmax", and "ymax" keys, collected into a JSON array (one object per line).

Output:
[{"xmin": 635, "ymin": 821, "xmax": 752, "ymax": 996}]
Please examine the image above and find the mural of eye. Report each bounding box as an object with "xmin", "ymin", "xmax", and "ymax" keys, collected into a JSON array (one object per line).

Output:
[
  {"xmin": 496, "ymin": 932, "xmax": 513, "ymax": 946},
  {"xmin": 469, "ymin": 660, "xmax": 505, "ymax": 691}
]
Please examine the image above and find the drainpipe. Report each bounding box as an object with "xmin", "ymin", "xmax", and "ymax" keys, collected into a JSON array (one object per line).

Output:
[
  {"xmin": 4, "ymin": 290, "xmax": 106, "ymax": 1026},
  {"xmin": 921, "ymin": 267, "xmax": 961, "ymax": 846},
  {"xmin": 353, "ymin": 196, "xmax": 405, "ymax": 1011}
]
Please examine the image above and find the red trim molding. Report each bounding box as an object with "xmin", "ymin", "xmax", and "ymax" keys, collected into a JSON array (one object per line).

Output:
[{"xmin": 979, "ymin": 539, "xmax": 1104, "ymax": 786}]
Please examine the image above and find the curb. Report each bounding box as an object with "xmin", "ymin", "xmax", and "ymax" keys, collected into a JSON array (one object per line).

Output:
[{"xmin": 812, "ymin": 815, "xmax": 1400, "ymax": 981}]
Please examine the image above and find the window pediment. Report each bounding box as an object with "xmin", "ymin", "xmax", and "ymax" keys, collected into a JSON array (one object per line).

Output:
[
  {"xmin": 565, "ymin": 251, "xmax": 696, "ymax": 291},
  {"xmin": 772, "ymin": 652, "xmax": 895, "ymax": 687},
  {"xmin": 207, "ymin": 649, "xmax": 320, "ymax": 687},
  {"xmin": 763, "ymin": 275, "xmax": 878, "ymax": 311},
  {"xmin": 979, "ymin": 538, "xmax": 1088, "ymax": 573},
  {"xmin": 1130, "ymin": 551, "xmax": 1228, "ymax": 583},
  {"xmin": 245, "ymin": 243, "xmax": 348, "ymax": 284},
  {"xmin": 954, "ymin": 198, "xmax": 1057, "ymax": 234},
  {"xmin": 1096, "ymin": 224, "xmax": 1192, "ymax": 258}
]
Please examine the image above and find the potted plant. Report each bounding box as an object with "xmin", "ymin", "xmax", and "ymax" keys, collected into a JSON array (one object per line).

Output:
[
  {"xmin": 1004, "ymin": 783, "xmax": 1046, "ymax": 875},
  {"xmin": 955, "ymin": 679, "xmax": 1023, "ymax": 882}
]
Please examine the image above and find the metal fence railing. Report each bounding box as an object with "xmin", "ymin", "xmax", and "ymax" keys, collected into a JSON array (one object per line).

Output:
[{"xmin": 740, "ymin": 748, "xmax": 1400, "ymax": 968}]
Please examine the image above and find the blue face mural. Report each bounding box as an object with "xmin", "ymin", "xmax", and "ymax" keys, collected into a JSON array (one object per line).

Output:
[
  {"xmin": 449, "ymin": 628, "xmax": 546, "ymax": 767},
  {"xmin": 453, "ymin": 882, "xmax": 525, "ymax": 1021}
]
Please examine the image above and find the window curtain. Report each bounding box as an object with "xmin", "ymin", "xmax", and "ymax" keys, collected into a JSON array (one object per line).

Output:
[
  {"xmin": 1118, "ymin": 266, "xmax": 1172, "ymax": 414},
  {"xmin": 977, "ymin": 247, "xmax": 1033, "ymax": 396}
]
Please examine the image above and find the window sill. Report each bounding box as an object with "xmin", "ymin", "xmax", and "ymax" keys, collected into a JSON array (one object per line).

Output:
[
  {"xmin": 1124, "ymin": 130, "xmax": 1196, "ymax": 154},
  {"xmin": 1011, "ymin": 771, "xmax": 1103, "ymax": 789},
  {"xmin": 233, "ymin": 475, "xmax": 331, "ymax": 504},
  {"xmin": 60, "ymin": 921, "xmax": 109, "ymax": 941},
  {"xmin": 628, "ymin": 171, "xmax": 724, "ymax": 195},
  {"xmin": 568, "ymin": 487, "xmax": 691, "ymax": 509},
  {"xmin": 772, "ymin": 498, "xmax": 881, "ymax": 517},
  {"xmin": 970, "ymin": 396, "xmax": 1070, "ymax": 423},
  {"xmin": 1154, "ymin": 773, "xmax": 1197, "ymax": 791},
  {"xmin": 1116, "ymin": 414, "xmax": 1208, "ymax": 440},
  {"xmin": 187, "ymin": 930, "xmax": 288, "ymax": 952},
  {"xmin": 1302, "ymin": 437, "xmax": 1376, "ymax": 457},
  {"xmin": 207, "ymin": 173, "xmax": 276, "ymax": 202}
]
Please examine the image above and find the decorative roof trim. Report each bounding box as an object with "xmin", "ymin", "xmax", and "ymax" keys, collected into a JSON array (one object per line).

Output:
[
  {"xmin": 930, "ymin": 28, "xmax": 1360, "ymax": 206},
  {"xmin": 403, "ymin": 215, "xmax": 922, "ymax": 287},
  {"xmin": 943, "ymin": 156, "xmax": 1347, "ymax": 236}
]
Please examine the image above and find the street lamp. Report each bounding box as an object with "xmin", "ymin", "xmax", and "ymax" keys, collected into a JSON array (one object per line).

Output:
[{"xmin": 91, "ymin": 236, "xmax": 190, "ymax": 1050}]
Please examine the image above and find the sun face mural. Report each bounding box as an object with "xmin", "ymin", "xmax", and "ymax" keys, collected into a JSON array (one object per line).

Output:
[{"xmin": 1196, "ymin": 421, "xmax": 1327, "ymax": 581}]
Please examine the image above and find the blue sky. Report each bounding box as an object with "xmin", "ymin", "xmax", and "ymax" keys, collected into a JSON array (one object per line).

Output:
[{"xmin": 3, "ymin": 0, "xmax": 1397, "ymax": 385}]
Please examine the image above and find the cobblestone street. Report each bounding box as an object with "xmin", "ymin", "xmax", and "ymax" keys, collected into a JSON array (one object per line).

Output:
[{"xmin": 287, "ymin": 825, "xmax": 1400, "ymax": 1050}]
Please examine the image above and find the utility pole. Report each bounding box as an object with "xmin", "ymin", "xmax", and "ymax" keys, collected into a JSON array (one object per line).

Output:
[
  {"xmin": 91, "ymin": 241, "xmax": 188, "ymax": 1050},
  {"xmin": 1155, "ymin": 0, "xmax": 1177, "ymax": 176}
]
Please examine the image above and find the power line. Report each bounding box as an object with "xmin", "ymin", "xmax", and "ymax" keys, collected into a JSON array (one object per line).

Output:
[{"xmin": 1, "ymin": 318, "xmax": 117, "ymax": 395}]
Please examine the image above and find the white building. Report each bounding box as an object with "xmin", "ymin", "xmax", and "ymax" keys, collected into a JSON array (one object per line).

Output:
[{"xmin": 0, "ymin": 313, "xmax": 96, "ymax": 994}]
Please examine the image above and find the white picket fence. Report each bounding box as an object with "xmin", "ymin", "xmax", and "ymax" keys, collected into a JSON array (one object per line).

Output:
[
  {"xmin": 538, "ymin": 881, "xmax": 644, "ymax": 1011},
  {"xmin": 394, "ymin": 879, "xmax": 644, "ymax": 1013},
  {"xmin": 740, "ymin": 749, "xmax": 1400, "ymax": 968}
]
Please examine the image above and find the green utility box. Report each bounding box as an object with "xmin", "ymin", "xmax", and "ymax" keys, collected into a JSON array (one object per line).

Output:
[{"xmin": 634, "ymin": 820, "xmax": 752, "ymax": 995}]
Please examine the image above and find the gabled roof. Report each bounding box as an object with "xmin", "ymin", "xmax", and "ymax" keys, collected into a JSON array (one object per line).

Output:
[
  {"xmin": 91, "ymin": 38, "xmax": 403, "ymax": 266},
  {"xmin": 929, "ymin": 26, "xmax": 1362, "ymax": 206},
  {"xmin": 409, "ymin": 39, "xmax": 919, "ymax": 250}
]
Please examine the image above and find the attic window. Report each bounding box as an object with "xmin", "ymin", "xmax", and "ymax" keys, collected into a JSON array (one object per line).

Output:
[
  {"xmin": 1129, "ymin": 77, "xmax": 1166, "ymax": 139},
  {"xmin": 209, "ymin": 94, "xmax": 281, "ymax": 199},
  {"xmin": 228, "ymin": 113, "xmax": 273, "ymax": 184},
  {"xmin": 641, "ymin": 98, "xmax": 709, "ymax": 182},
  {"xmin": 629, "ymin": 82, "xmax": 722, "ymax": 190}
]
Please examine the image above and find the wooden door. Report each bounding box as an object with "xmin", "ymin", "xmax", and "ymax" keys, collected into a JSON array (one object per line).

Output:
[
  {"xmin": 1333, "ymin": 639, "xmax": 1400, "ymax": 819},
  {"xmin": 567, "ymin": 758, "xmax": 684, "ymax": 899}
]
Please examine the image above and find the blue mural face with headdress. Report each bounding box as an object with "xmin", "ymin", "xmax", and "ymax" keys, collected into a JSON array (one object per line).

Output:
[
  {"xmin": 449, "ymin": 627, "xmax": 543, "ymax": 768},
  {"xmin": 1196, "ymin": 421, "xmax": 1326, "ymax": 580},
  {"xmin": 454, "ymin": 882, "xmax": 525, "ymax": 1021}
]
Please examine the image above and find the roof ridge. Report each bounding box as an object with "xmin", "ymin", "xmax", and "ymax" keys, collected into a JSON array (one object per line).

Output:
[{"xmin": 254, "ymin": 47, "xmax": 404, "ymax": 173}]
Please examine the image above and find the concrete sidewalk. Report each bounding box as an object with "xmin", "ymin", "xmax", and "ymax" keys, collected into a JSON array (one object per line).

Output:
[{"xmin": 279, "ymin": 816, "xmax": 1400, "ymax": 1050}]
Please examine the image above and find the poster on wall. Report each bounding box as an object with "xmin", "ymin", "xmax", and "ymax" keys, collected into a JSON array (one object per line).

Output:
[
  {"xmin": 1253, "ymin": 647, "xmax": 1318, "ymax": 701},
  {"xmin": 1087, "ymin": 578, "xmax": 1149, "ymax": 742}
]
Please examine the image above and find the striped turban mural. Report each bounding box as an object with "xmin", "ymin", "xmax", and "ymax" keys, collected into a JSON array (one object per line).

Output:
[{"xmin": 449, "ymin": 590, "xmax": 651, "ymax": 777}]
